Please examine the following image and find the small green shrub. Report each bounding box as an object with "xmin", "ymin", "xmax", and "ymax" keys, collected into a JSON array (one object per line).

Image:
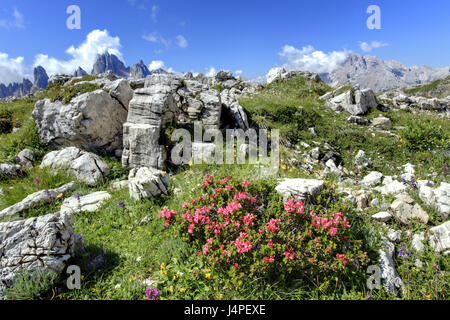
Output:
[
  {"xmin": 400, "ymin": 119, "xmax": 449, "ymax": 151},
  {"xmin": 5, "ymin": 269, "xmax": 58, "ymax": 300}
]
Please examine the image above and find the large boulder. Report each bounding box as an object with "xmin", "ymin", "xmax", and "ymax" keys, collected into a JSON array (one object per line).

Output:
[
  {"xmin": 0, "ymin": 182, "xmax": 76, "ymax": 222},
  {"xmin": 32, "ymin": 79, "xmax": 132, "ymax": 153},
  {"xmin": 325, "ymin": 87, "xmax": 378, "ymax": 115},
  {"xmin": 0, "ymin": 212, "xmax": 75, "ymax": 296},
  {"xmin": 275, "ymin": 178, "xmax": 325, "ymax": 202},
  {"xmin": 128, "ymin": 167, "xmax": 169, "ymax": 201},
  {"xmin": 40, "ymin": 147, "xmax": 110, "ymax": 186}
]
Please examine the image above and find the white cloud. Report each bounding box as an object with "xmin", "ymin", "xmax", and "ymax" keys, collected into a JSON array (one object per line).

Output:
[
  {"xmin": 234, "ymin": 70, "xmax": 243, "ymax": 76},
  {"xmin": 278, "ymin": 45, "xmax": 349, "ymax": 74},
  {"xmin": 34, "ymin": 29, "xmax": 123, "ymax": 76},
  {"xmin": 205, "ymin": 67, "xmax": 217, "ymax": 77},
  {"xmin": 151, "ymin": 5, "xmax": 158, "ymax": 23},
  {"xmin": 359, "ymin": 41, "xmax": 389, "ymax": 52},
  {"xmin": 0, "ymin": 7, "xmax": 25, "ymax": 29},
  {"xmin": 148, "ymin": 60, "xmax": 165, "ymax": 70},
  {"xmin": 176, "ymin": 35, "xmax": 188, "ymax": 48},
  {"xmin": 142, "ymin": 32, "xmax": 170, "ymax": 51},
  {"xmin": 0, "ymin": 53, "xmax": 30, "ymax": 84}
]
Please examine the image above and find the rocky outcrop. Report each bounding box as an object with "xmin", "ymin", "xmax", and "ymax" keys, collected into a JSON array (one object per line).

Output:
[
  {"xmin": 0, "ymin": 212, "xmax": 75, "ymax": 296},
  {"xmin": 0, "ymin": 182, "xmax": 76, "ymax": 222},
  {"xmin": 91, "ymin": 52, "xmax": 130, "ymax": 78},
  {"xmin": 33, "ymin": 66, "xmax": 49, "ymax": 90},
  {"xmin": 0, "ymin": 79, "xmax": 32, "ymax": 99},
  {"xmin": 130, "ymin": 60, "xmax": 151, "ymax": 79},
  {"xmin": 275, "ymin": 178, "xmax": 324, "ymax": 202},
  {"xmin": 266, "ymin": 67, "xmax": 320, "ymax": 84},
  {"xmin": 128, "ymin": 167, "xmax": 169, "ymax": 201},
  {"xmin": 32, "ymin": 77, "xmax": 133, "ymax": 153},
  {"xmin": 74, "ymin": 67, "xmax": 88, "ymax": 77},
  {"xmin": 324, "ymin": 87, "xmax": 378, "ymax": 115},
  {"xmin": 389, "ymin": 193, "xmax": 429, "ymax": 225},
  {"xmin": 122, "ymin": 74, "xmax": 230, "ymax": 169},
  {"xmin": 40, "ymin": 147, "xmax": 110, "ymax": 186},
  {"xmin": 60, "ymin": 191, "xmax": 111, "ymax": 214}
]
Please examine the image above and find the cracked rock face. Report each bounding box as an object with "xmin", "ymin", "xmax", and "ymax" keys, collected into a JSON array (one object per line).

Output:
[
  {"xmin": 128, "ymin": 167, "xmax": 169, "ymax": 201},
  {"xmin": 419, "ymin": 182, "xmax": 450, "ymax": 219},
  {"xmin": 32, "ymin": 78, "xmax": 132, "ymax": 153},
  {"xmin": 275, "ymin": 178, "xmax": 325, "ymax": 202},
  {"xmin": 40, "ymin": 147, "xmax": 110, "ymax": 186},
  {"xmin": 0, "ymin": 182, "xmax": 76, "ymax": 222},
  {"xmin": 0, "ymin": 212, "xmax": 75, "ymax": 296}
]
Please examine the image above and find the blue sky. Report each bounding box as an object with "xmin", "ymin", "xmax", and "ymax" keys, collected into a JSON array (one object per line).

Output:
[{"xmin": 0, "ymin": 0, "xmax": 449, "ymax": 83}]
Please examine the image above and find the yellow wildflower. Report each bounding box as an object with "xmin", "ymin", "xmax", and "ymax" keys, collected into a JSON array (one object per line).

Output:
[
  {"xmin": 180, "ymin": 288, "xmax": 186, "ymax": 293},
  {"xmin": 169, "ymin": 286, "xmax": 173, "ymax": 293},
  {"xmin": 205, "ymin": 273, "xmax": 211, "ymax": 279},
  {"xmin": 57, "ymin": 193, "xmax": 63, "ymax": 199}
]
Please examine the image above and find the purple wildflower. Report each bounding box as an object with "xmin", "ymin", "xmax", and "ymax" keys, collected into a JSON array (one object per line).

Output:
[
  {"xmin": 76, "ymin": 194, "xmax": 82, "ymax": 201},
  {"xmin": 15, "ymin": 156, "xmax": 21, "ymax": 163},
  {"xmin": 145, "ymin": 287, "xmax": 161, "ymax": 300},
  {"xmin": 398, "ymin": 248, "xmax": 410, "ymax": 259},
  {"xmin": 118, "ymin": 201, "xmax": 125, "ymax": 208}
]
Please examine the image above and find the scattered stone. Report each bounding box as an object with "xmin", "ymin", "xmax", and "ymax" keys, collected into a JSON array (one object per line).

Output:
[
  {"xmin": 128, "ymin": 167, "xmax": 170, "ymax": 201},
  {"xmin": 372, "ymin": 211, "xmax": 392, "ymax": 222},
  {"xmin": 354, "ymin": 150, "xmax": 372, "ymax": 169},
  {"xmin": 361, "ymin": 171, "xmax": 383, "ymax": 187},
  {"xmin": 0, "ymin": 212, "xmax": 75, "ymax": 296},
  {"xmin": 375, "ymin": 179, "xmax": 409, "ymax": 195},
  {"xmin": 428, "ymin": 221, "xmax": 450, "ymax": 252},
  {"xmin": 16, "ymin": 149, "xmax": 34, "ymax": 170},
  {"xmin": 372, "ymin": 116, "xmax": 392, "ymax": 130},
  {"xmin": 109, "ymin": 180, "xmax": 129, "ymax": 190},
  {"xmin": 347, "ymin": 115, "xmax": 369, "ymax": 125},
  {"xmin": 275, "ymin": 178, "xmax": 325, "ymax": 202},
  {"xmin": 389, "ymin": 193, "xmax": 429, "ymax": 225},
  {"xmin": 386, "ymin": 228, "xmax": 401, "ymax": 242},
  {"xmin": 0, "ymin": 182, "xmax": 76, "ymax": 222},
  {"xmin": 0, "ymin": 163, "xmax": 21, "ymax": 179},
  {"xmin": 40, "ymin": 147, "xmax": 110, "ymax": 186},
  {"xmin": 60, "ymin": 191, "xmax": 111, "ymax": 215},
  {"xmin": 412, "ymin": 232, "xmax": 425, "ymax": 253}
]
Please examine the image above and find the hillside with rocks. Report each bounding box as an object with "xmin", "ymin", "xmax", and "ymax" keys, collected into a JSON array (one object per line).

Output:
[{"xmin": 0, "ymin": 67, "xmax": 448, "ymax": 300}]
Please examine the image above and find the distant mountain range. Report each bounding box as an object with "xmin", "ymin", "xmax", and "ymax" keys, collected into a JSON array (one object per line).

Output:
[
  {"xmin": 319, "ymin": 53, "xmax": 450, "ymax": 92},
  {"xmin": 2, "ymin": 52, "xmax": 450, "ymax": 98}
]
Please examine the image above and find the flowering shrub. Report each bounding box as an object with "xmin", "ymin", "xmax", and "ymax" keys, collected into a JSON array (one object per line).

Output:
[{"xmin": 158, "ymin": 175, "xmax": 369, "ymax": 282}]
